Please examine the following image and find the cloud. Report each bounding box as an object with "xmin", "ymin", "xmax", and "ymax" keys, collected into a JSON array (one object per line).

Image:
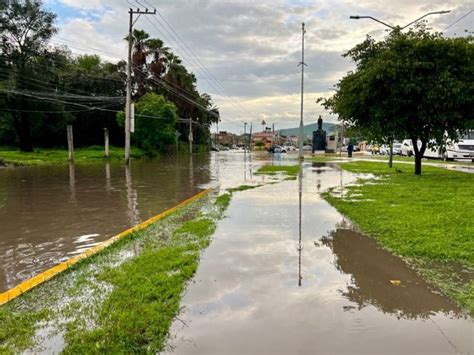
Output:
[{"xmin": 49, "ymin": 0, "xmax": 469, "ymax": 133}]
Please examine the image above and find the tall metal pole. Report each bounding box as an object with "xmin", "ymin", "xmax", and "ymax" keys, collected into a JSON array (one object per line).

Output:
[
  {"xmin": 244, "ymin": 122, "xmax": 247, "ymax": 151},
  {"xmin": 298, "ymin": 22, "xmax": 307, "ymax": 160},
  {"xmin": 249, "ymin": 123, "xmax": 252, "ymax": 151},
  {"xmin": 125, "ymin": 7, "xmax": 156, "ymax": 164}
]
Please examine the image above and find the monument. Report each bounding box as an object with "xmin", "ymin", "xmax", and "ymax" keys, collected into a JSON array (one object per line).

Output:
[{"xmin": 312, "ymin": 115, "xmax": 326, "ymax": 153}]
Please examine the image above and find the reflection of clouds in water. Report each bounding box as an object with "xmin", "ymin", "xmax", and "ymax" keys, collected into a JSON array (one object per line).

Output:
[{"xmin": 168, "ymin": 162, "xmax": 473, "ymax": 354}]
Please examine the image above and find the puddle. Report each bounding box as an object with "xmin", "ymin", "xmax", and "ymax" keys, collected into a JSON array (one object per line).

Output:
[{"xmin": 164, "ymin": 162, "xmax": 472, "ymax": 354}]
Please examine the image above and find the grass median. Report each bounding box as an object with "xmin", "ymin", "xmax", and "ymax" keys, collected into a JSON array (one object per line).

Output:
[
  {"xmin": 323, "ymin": 161, "xmax": 474, "ymax": 314},
  {"xmin": 0, "ymin": 146, "xmax": 144, "ymax": 166}
]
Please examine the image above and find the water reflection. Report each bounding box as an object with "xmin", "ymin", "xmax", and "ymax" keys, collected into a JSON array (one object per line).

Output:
[
  {"xmin": 298, "ymin": 161, "xmax": 303, "ymax": 287},
  {"xmin": 69, "ymin": 162, "xmax": 76, "ymax": 202},
  {"xmin": 321, "ymin": 228, "xmax": 463, "ymax": 319},
  {"xmin": 125, "ymin": 163, "xmax": 139, "ymax": 226},
  {"xmin": 0, "ymin": 155, "xmax": 219, "ymax": 292}
]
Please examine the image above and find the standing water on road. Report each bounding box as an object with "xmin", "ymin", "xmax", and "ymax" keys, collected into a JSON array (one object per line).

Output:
[
  {"xmin": 0, "ymin": 152, "xmax": 264, "ymax": 292},
  {"xmin": 165, "ymin": 161, "xmax": 472, "ymax": 354}
]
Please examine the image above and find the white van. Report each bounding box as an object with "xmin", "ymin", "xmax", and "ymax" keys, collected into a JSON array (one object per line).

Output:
[
  {"xmin": 400, "ymin": 139, "xmax": 414, "ymax": 157},
  {"xmin": 414, "ymin": 131, "xmax": 474, "ymax": 161}
]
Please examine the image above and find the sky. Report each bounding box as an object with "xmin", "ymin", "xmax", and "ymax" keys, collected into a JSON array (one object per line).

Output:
[{"xmin": 44, "ymin": 0, "xmax": 473, "ymax": 133}]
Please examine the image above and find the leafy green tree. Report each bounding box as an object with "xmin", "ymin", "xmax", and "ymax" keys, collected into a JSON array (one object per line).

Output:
[
  {"xmin": 117, "ymin": 93, "xmax": 177, "ymax": 154},
  {"xmin": 320, "ymin": 26, "xmax": 474, "ymax": 175},
  {"xmin": 0, "ymin": 0, "xmax": 58, "ymax": 151}
]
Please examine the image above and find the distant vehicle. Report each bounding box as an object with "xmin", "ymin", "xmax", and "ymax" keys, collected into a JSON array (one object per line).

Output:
[
  {"xmin": 400, "ymin": 140, "xmax": 414, "ymax": 157},
  {"xmin": 367, "ymin": 144, "xmax": 380, "ymax": 154},
  {"xmin": 341, "ymin": 146, "xmax": 348, "ymax": 152},
  {"xmin": 269, "ymin": 145, "xmax": 286, "ymax": 153},
  {"xmin": 424, "ymin": 131, "xmax": 474, "ymax": 161},
  {"xmin": 303, "ymin": 145, "xmax": 312, "ymax": 151},
  {"xmin": 283, "ymin": 142, "xmax": 296, "ymax": 151},
  {"xmin": 392, "ymin": 143, "xmax": 402, "ymax": 155},
  {"xmin": 379, "ymin": 145, "xmax": 389, "ymax": 155}
]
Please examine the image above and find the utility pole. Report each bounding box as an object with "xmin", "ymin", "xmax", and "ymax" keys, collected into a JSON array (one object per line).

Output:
[
  {"xmin": 298, "ymin": 22, "xmax": 307, "ymax": 160},
  {"xmin": 125, "ymin": 7, "xmax": 156, "ymax": 164},
  {"xmin": 249, "ymin": 123, "xmax": 252, "ymax": 151},
  {"xmin": 188, "ymin": 117, "xmax": 193, "ymax": 155},
  {"xmin": 244, "ymin": 122, "xmax": 247, "ymax": 151}
]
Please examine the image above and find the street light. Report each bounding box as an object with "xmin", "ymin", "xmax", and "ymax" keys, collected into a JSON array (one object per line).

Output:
[
  {"xmin": 349, "ymin": 10, "xmax": 450, "ymax": 167},
  {"xmin": 349, "ymin": 10, "xmax": 451, "ymax": 30}
]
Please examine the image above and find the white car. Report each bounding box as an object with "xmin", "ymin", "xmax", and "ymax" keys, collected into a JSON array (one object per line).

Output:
[{"xmin": 400, "ymin": 140, "xmax": 414, "ymax": 157}]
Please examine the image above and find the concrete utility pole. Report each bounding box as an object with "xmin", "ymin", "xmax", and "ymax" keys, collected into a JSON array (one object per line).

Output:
[
  {"xmin": 125, "ymin": 7, "xmax": 156, "ymax": 165},
  {"xmin": 298, "ymin": 22, "xmax": 307, "ymax": 160},
  {"xmin": 188, "ymin": 117, "xmax": 193, "ymax": 155},
  {"xmin": 104, "ymin": 128, "xmax": 110, "ymax": 158},
  {"xmin": 67, "ymin": 124, "xmax": 74, "ymax": 162}
]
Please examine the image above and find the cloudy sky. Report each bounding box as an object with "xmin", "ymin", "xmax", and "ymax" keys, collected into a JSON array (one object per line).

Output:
[{"xmin": 44, "ymin": 0, "xmax": 472, "ymax": 133}]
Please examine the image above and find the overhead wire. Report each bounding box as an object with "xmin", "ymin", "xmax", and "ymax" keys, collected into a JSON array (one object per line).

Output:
[{"xmin": 140, "ymin": 8, "xmax": 255, "ymax": 124}]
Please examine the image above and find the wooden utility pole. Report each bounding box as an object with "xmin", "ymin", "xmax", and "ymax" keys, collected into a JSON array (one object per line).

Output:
[
  {"xmin": 125, "ymin": 7, "xmax": 156, "ymax": 164},
  {"xmin": 67, "ymin": 124, "xmax": 74, "ymax": 162},
  {"xmin": 104, "ymin": 128, "xmax": 110, "ymax": 158},
  {"xmin": 298, "ymin": 22, "xmax": 307, "ymax": 159},
  {"xmin": 244, "ymin": 122, "xmax": 247, "ymax": 151},
  {"xmin": 188, "ymin": 117, "xmax": 193, "ymax": 155}
]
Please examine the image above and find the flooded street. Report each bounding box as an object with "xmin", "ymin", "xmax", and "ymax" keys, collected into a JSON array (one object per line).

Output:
[
  {"xmin": 166, "ymin": 161, "xmax": 472, "ymax": 354},
  {"xmin": 0, "ymin": 152, "xmax": 263, "ymax": 292}
]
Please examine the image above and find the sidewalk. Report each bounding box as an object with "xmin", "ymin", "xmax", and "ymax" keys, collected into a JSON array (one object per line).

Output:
[{"xmin": 164, "ymin": 162, "xmax": 472, "ymax": 354}]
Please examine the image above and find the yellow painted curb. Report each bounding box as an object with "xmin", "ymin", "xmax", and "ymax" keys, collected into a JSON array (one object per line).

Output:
[{"xmin": 0, "ymin": 188, "xmax": 213, "ymax": 306}]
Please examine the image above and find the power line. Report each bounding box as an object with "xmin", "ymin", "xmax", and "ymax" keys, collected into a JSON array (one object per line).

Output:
[
  {"xmin": 140, "ymin": 7, "xmax": 256, "ymax": 121},
  {"xmin": 443, "ymin": 9, "xmax": 473, "ymax": 31}
]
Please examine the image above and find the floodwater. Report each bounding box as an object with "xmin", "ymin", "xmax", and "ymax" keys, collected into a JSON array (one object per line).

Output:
[
  {"xmin": 0, "ymin": 152, "xmax": 264, "ymax": 292},
  {"xmin": 165, "ymin": 161, "xmax": 473, "ymax": 354}
]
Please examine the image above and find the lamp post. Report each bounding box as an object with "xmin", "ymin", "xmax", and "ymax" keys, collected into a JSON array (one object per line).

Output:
[{"xmin": 349, "ymin": 10, "xmax": 450, "ymax": 167}]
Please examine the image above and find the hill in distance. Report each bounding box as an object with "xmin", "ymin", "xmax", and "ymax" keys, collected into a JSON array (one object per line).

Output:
[{"xmin": 278, "ymin": 122, "xmax": 339, "ymax": 138}]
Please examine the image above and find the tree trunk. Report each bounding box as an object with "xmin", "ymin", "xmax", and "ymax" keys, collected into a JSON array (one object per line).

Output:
[{"xmin": 411, "ymin": 137, "xmax": 426, "ymax": 176}]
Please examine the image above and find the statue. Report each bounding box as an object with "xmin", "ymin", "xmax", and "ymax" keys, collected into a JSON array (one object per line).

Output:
[{"xmin": 312, "ymin": 115, "xmax": 327, "ymax": 152}]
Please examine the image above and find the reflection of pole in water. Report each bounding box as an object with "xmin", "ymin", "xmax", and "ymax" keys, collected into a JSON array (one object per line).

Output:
[
  {"xmin": 69, "ymin": 162, "xmax": 76, "ymax": 202},
  {"xmin": 105, "ymin": 161, "xmax": 111, "ymax": 192},
  {"xmin": 298, "ymin": 161, "xmax": 303, "ymax": 287},
  {"xmin": 125, "ymin": 163, "xmax": 139, "ymax": 226},
  {"xmin": 317, "ymin": 179, "xmax": 321, "ymax": 193},
  {"xmin": 243, "ymin": 149, "xmax": 247, "ymax": 181},
  {"xmin": 249, "ymin": 151, "xmax": 253, "ymax": 178},
  {"xmin": 189, "ymin": 154, "xmax": 194, "ymax": 187},
  {"xmin": 340, "ymin": 167, "xmax": 343, "ymax": 198}
]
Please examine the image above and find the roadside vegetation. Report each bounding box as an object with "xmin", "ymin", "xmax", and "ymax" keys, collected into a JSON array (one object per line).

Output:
[
  {"xmin": 323, "ymin": 161, "xmax": 474, "ymax": 313},
  {"xmin": 0, "ymin": 182, "xmax": 264, "ymax": 353},
  {"xmin": 256, "ymin": 164, "xmax": 300, "ymax": 176},
  {"xmin": 0, "ymin": 191, "xmax": 224, "ymax": 353},
  {"xmin": 0, "ymin": 146, "xmax": 144, "ymax": 166}
]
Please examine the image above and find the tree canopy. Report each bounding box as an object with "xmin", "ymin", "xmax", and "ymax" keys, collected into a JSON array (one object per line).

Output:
[
  {"xmin": 0, "ymin": 0, "xmax": 218, "ymax": 154},
  {"xmin": 320, "ymin": 25, "xmax": 474, "ymax": 174}
]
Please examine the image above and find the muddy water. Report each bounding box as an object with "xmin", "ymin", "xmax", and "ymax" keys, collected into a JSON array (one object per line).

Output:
[
  {"xmin": 165, "ymin": 162, "xmax": 472, "ymax": 354},
  {"xmin": 0, "ymin": 152, "xmax": 264, "ymax": 292}
]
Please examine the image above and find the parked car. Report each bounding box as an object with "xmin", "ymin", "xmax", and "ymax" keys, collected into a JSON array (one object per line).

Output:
[
  {"xmin": 303, "ymin": 145, "xmax": 312, "ymax": 151},
  {"xmin": 392, "ymin": 143, "xmax": 402, "ymax": 155},
  {"xmin": 379, "ymin": 145, "xmax": 389, "ymax": 155},
  {"xmin": 268, "ymin": 145, "xmax": 286, "ymax": 153},
  {"xmin": 400, "ymin": 139, "xmax": 414, "ymax": 156},
  {"xmin": 283, "ymin": 143, "xmax": 296, "ymax": 151}
]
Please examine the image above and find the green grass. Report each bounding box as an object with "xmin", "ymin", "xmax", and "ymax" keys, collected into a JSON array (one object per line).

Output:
[
  {"xmin": 227, "ymin": 184, "xmax": 262, "ymax": 193},
  {"xmin": 0, "ymin": 192, "xmax": 231, "ymax": 354},
  {"xmin": 256, "ymin": 164, "xmax": 300, "ymax": 176},
  {"xmin": 323, "ymin": 161, "xmax": 474, "ymax": 313},
  {"xmin": 0, "ymin": 146, "xmax": 144, "ymax": 166},
  {"xmin": 310, "ymin": 154, "xmax": 346, "ymax": 162}
]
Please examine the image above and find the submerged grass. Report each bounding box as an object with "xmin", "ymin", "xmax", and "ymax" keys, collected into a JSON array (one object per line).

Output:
[
  {"xmin": 0, "ymin": 146, "xmax": 144, "ymax": 166},
  {"xmin": 256, "ymin": 164, "xmax": 300, "ymax": 176},
  {"xmin": 0, "ymin": 190, "xmax": 231, "ymax": 354},
  {"xmin": 323, "ymin": 161, "xmax": 474, "ymax": 313}
]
